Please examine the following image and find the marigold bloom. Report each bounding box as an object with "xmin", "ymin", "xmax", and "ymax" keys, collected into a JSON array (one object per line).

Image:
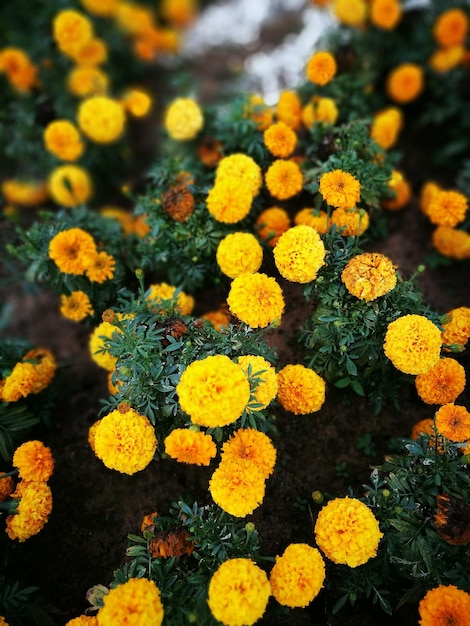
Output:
[
  {"xmin": 273, "ymin": 225, "xmax": 326, "ymax": 283},
  {"xmin": 418, "ymin": 584, "xmax": 470, "ymax": 626},
  {"xmin": 100, "ymin": 206, "xmax": 136, "ymax": 235},
  {"xmin": 209, "ymin": 459, "xmax": 266, "ymax": 517},
  {"xmin": 246, "ymin": 94, "xmax": 273, "ymax": 131},
  {"xmin": 386, "ymin": 63, "xmax": 424, "ymax": 103},
  {"xmin": 441, "ymin": 307, "xmax": 470, "ymax": 348},
  {"xmin": 0, "ymin": 47, "xmax": 37, "ymax": 92},
  {"xmin": 429, "ymin": 45, "xmax": 465, "ymax": 72},
  {"xmin": 432, "ymin": 226, "xmax": 470, "ymax": 260},
  {"xmin": 206, "ymin": 180, "xmax": 254, "ymax": 224},
  {"xmin": 1, "ymin": 179, "xmax": 48, "ymax": 207},
  {"xmin": 97, "ymin": 578, "xmax": 163, "ymax": 626},
  {"xmin": 53, "ymin": 9, "xmax": 93, "ymax": 57},
  {"xmin": 13, "ymin": 440, "xmax": 54, "ymax": 482},
  {"xmin": 302, "ymin": 97, "xmax": 339, "ymax": 128},
  {"xmin": 435, "ymin": 403, "xmax": 470, "ymax": 443},
  {"xmin": 270, "ymin": 543, "xmax": 325, "ymax": 608},
  {"xmin": 93, "ymin": 407, "xmax": 157, "ymax": 474},
  {"xmin": 314, "ymin": 497, "xmax": 383, "ymax": 567},
  {"xmin": 420, "ymin": 180, "xmax": 441, "ymax": 216},
  {"xmin": 370, "ymin": 107, "xmax": 403, "ymax": 150},
  {"xmin": 341, "ymin": 252, "xmax": 397, "ymax": 301},
  {"xmin": 263, "ymin": 121, "xmax": 297, "ymax": 158},
  {"xmin": 1, "ymin": 349, "xmax": 56, "ymax": 403},
  {"xmin": 331, "ymin": 207, "xmax": 369, "ymax": 236},
  {"xmin": 383, "ymin": 314, "xmax": 442, "ymax": 375},
  {"xmin": 426, "ymin": 189, "xmax": 468, "ymax": 227},
  {"xmin": 60, "ymin": 290, "xmax": 94, "ymax": 321},
  {"xmin": 215, "ymin": 154, "xmax": 262, "ymax": 197},
  {"xmin": 227, "ymin": 272, "xmax": 285, "ymax": 328},
  {"xmin": 216, "ymin": 233, "xmax": 263, "ymax": 279},
  {"xmin": 146, "ymin": 283, "xmax": 194, "ymax": 315},
  {"xmin": 370, "ymin": 0, "xmax": 402, "ymax": 30},
  {"xmin": 80, "ymin": 0, "xmax": 118, "ymax": 17},
  {"xmin": 265, "ymin": 159, "xmax": 303, "ymax": 200},
  {"xmin": 70, "ymin": 37, "xmax": 107, "ymax": 66},
  {"xmin": 306, "ymin": 51, "xmax": 337, "ymax": 86},
  {"xmin": 65, "ymin": 615, "xmax": 98, "ymax": 625},
  {"xmin": 121, "ymin": 88, "xmax": 152, "ymax": 117},
  {"xmin": 276, "ymin": 90, "xmax": 302, "ymax": 130},
  {"xmin": 49, "ymin": 228, "xmax": 97, "ymax": 275},
  {"xmin": 277, "ymin": 364, "xmax": 325, "ymax": 414},
  {"xmin": 410, "ymin": 418, "xmax": 435, "ymax": 441},
  {"xmin": 164, "ymin": 428, "xmax": 216, "ymax": 466},
  {"xmin": 237, "ymin": 355, "xmax": 278, "ymax": 412},
  {"xmin": 48, "ymin": 165, "xmax": 93, "ymax": 208},
  {"xmin": 382, "ymin": 170, "xmax": 412, "ymax": 210},
  {"xmin": 319, "ymin": 169, "xmax": 361, "ymax": 209},
  {"xmin": 255, "ymin": 207, "xmax": 291, "ymax": 246},
  {"xmin": 89, "ymin": 320, "xmax": 121, "ymax": 371},
  {"xmin": 0, "ymin": 474, "xmax": 15, "ymax": 502},
  {"xmin": 78, "ymin": 96, "xmax": 125, "ymax": 144},
  {"xmin": 44, "ymin": 120, "xmax": 84, "ymax": 162},
  {"xmin": 294, "ymin": 208, "xmax": 328, "ymax": 234},
  {"xmin": 433, "ymin": 9, "xmax": 469, "ymax": 48},
  {"xmin": 207, "ymin": 558, "xmax": 271, "ymax": 626},
  {"xmin": 415, "ymin": 358, "xmax": 466, "ymax": 405},
  {"xmin": 177, "ymin": 355, "xmax": 250, "ymax": 428},
  {"xmin": 6, "ymin": 481, "xmax": 53, "ymax": 542},
  {"xmin": 114, "ymin": 2, "xmax": 154, "ymax": 34},
  {"xmin": 86, "ymin": 251, "xmax": 116, "ymax": 283},
  {"xmin": 67, "ymin": 66, "xmax": 109, "ymax": 97},
  {"xmin": 333, "ymin": 0, "xmax": 367, "ymax": 27},
  {"xmin": 201, "ymin": 307, "xmax": 231, "ymax": 331},
  {"xmin": 221, "ymin": 428, "xmax": 276, "ymax": 479},
  {"xmin": 164, "ymin": 97, "xmax": 203, "ymax": 141}
]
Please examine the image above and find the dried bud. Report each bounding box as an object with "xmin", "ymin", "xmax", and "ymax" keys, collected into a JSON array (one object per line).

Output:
[
  {"xmin": 117, "ymin": 401, "xmax": 131, "ymax": 414},
  {"xmin": 435, "ymin": 493, "xmax": 470, "ymax": 546},
  {"xmin": 197, "ymin": 136, "xmax": 223, "ymax": 167},
  {"xmin": 312, "ymin": 490, "xmax": 324, "ymax": 504},
  {"xmin": 102, "ymin": 309, "xmax": 116, "ymax": 323},
  {"xmin": 149, "ymin": 527, "xmax": 194, "ymax": 559},
  {"xmin": 162, "ymin": 185, "xmax": 195, "ymax": 222}
]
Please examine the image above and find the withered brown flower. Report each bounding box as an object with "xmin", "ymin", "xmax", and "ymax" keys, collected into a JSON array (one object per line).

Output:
[
  {"xmin": 434, "ymin": 493, "xmax": 470, "ymax": 546},
  {"xmin": 149, "ymin": 527, "xmax": 194, "ymax": 558},
  {"xmin": 162, "ymin": 185, "xmax": 194, "ymax": 222}
]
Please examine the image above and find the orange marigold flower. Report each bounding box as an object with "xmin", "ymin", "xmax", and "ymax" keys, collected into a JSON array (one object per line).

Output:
[
  {"xmin": 1, "ymin": 347, "xmax": 56, "ymax": 402},
  {"xmin": 382, "ymin": 170, "xmax": 412, "ymax": 210},
  {"xmin": 263, "ymin": 121, "xmax": 297, "ymax": 158},
  {"xmin": 432, "ymin": 226, "xmax": 470, "ymax": 260},
  {"xmin": 331, "ymin": 207, "xmax": 369, "ymax": 236},
  {"xmin": 216, "ymin": 232, "xmax": 263, "ymax": 278},
  {"xmin": 53, "ymin": 9, "xmax": 93, "ymax": 57},
  {"xmin": 386, "ymin": 63, "xmax": 424, "ymax": 103},
  {"xmin": 276, "ymin": 90, "xmax": 302, "ymax": 130},
  {"xmin": 206, "ymin": 179, "xmax": 254, "ymax": 224},
  {"xmin": 65, "ymin": 615, "xmax": 98, "ymax": 625},
  {"xmin": 227, "ymin": 272, "xmax": 285, "ymax": 328},
  {"xmin": 49, "ymin": 227, "xmax": 97, "ymax": 275},
  {"xmin": 415, "ymin": 358, "xmax": 466, "ymax": 405},
  {"xmin": 245, "ymin": 94, "xmax": 273, "ymax": 131},
  {"xmin": 435, "ymin": 403, "xmax": 470, "ymax": 442},
  {"xmin": 97, "ymin": 578, "xmax": 163, "ymax": 626},
  {"xmin": 121, "ymin": 88, "xmax": 152, "ymax": 117},
  {"xmin": 0, "ymin": 47, "xmax": 37, "ymax": 92},
  {"xmin": 410, "ymin": 418, "xmax": 435, "ymax": 441},
  {"xmin": 265, "ymin": 159, "xmax": 303, "ymax": 200},
  {"xmin": 60, "ymin": 290, "xmax": 94, "ymax": 321},
  {"xmin": 370, "ymin": 0, "xmax": 402, "ymax": 30},
  {"xmin": 13, "ymin": 440, "xmax": 54, "ymax": 482},
  {"xmin": 383, "ymin": 314, "xmax": 442, "ymax": 375},
  {"xmin": 0, "ymin": 473, "xmax": 15, "ymax": 502},
  {"xmin": 370, "ymin": 107, "xmax": 403, "ymax": 150},
  {"xmin": 160, "ymin": 0, "xmax": 198, "ymax": 28},
  {"xmin": 221, "ymin": 427, "xmax": 276, "ymax": 479},
  {"xmin": 146, "ymin": 282, "xmax": 194, "ymax": 315},
  {"xmin": 429, "ymin": 45, "xmax": 465, "ymax": 73},
  {"xmin": 426, "ymin": 189, "xmax": 468, "ymax": 227},
  {"xmin": 273, "ymin": 225, "xmax": 326, "ymax": 283},
  {"xmin": 67, "ymin": 66, "xmax": 109, "ymax": 97},
  {"xmin": 294, "ymin": 208, "xmax": 329, "ymax": 234},
  {"xmin": 78, "ymin": 96, "xmax": 125, "ymax": 144},
  {"xmin": 6, "ymin": 481, "xmax": 53, "ymax": 542},
  {"xmin": 314, "ymin": 497, "xmax": 383, "ymax": 567},
  {"xmin": 86, "ymin": 251, "xmax": 116, "ymax": 283},
  {"xmin": 197, "ymin": 136, "xmax": 223, "ymax": 167},
  {"xmin": 209, "ymin": 459, "xmax": 266, "ymax": 517},
  {"xmin": 48, "ymin": 165, "xmax": 93, "ymax": 208},
  {"xmin": 1, "ymin": 179, "xmax": 48, "ymax": 207},
  {"xmin": 418, "ymin": 585, "xmax": 470, "ymax": 626},
  {"xmin": 319, "ymin": 169, "xmax": 361, "ymax": 209},
  {"xmin": 306, "ymin": 51, "xmax": 337, "ymax": 86},
  {"xmin": 80, "ymin": 0, "xmax": 118, "ymax": 17},
  {"xmin": 433, "ymin": 9, "xmax": 469, "ymax": 48},
  {"xmin": 333, "ymin": 0, "xmax": 367, "ymax": 27},
  {"xmin": 420, "ymin": 180, "xmax": 441, "ymax": 216},
  {"xmin": 270, "ymin": 543, "xmax": 325, "ymax": 608},
  {"xmin": 164, "ymin": 97, "xmax": 203, "ymax": 141},
  {"xmin": 100, "ymin": 206, "xmax": 135, "ymax": 235},
  {"xmin": 70, "ymin": 37, "xmax": 107, "ymax": 66},
  {"xmin": 255, "ymin": 207, "xmax": 291, "ymax": 246},
  {"xmin": 441, "ymin": 307, "xmax": 470, "ymax": 349},
  {"xmin": 302, "ymin": 97, "xmax": 339, "ymax": 128},
  {"xmin": 341, "ymin": 252, "xmax": 397, "ymax": 301},
  {"xmin": 201, "ymin": 306, "xmax": 231, "ymax": 331},
  {"xmin": 215, "ymin": 153, "xmax": 262, "ymax": 196},
  {"xmin": 237, "ymin": 355, "xmax": 278, "ymax": 412},
  {"xmin": 24, "ymin": 348, "xmax": 56, "ymax": 395},
  {"xmin": 44, "ymin": 120, "xmax": 84, "ymax": 162},
  {"xmin": 164, "ymin": 428, "xmax": 216, "ymax": 466},
  {"xmin": 277, "ymin": 364, "xmax": 326, "ymax": 414}
]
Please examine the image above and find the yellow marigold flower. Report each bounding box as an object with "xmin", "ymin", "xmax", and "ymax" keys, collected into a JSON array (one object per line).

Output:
[
  {"xmin": 209, "ymin": 459, "xmax": 266, "ymax": 517},
  {"xmin": 53, "ymin": 9, "xmax": 93, "ymax": 57},
  {"xmin": 319, "ymin": 169, "xmax": 361, "ymax": 209},
  {"xmin": 78, "ymin": 96, "xmax": 125, "ymax": 144},
  {"xmin": 67, "ymin": 66, "xmax": 109, "ymax": 97},
  {"xmin": 88, "ymin": 420, "xmax": 101, "ymax": 453},
  {"xmin": 245, "ymin": 94, "xmax": 273, "ymax": 131},
  {"xmin": 201, "ymin": 307, "xmax": 231, "ymax": 331},
  {"xmin": 432, "ymin": 226, "xmax": 470, "ymax": 260},
  {"xmin": 49, "ymin": 227, "xmax": 97, "ymax": 275},
  {"xmin": 1, "ymin": 179, "xmax": 48, "ymax": 207},
  {"xmin": 294, "ymin": 208, "xmax": 328, "ymax": 234},
  {"xmin": 100, "ymin": 206, "xmax": 135, "ymax": 235},
  {"xmin": 415, "ymin": 358, "xmax": 466, "ymax": 405},
  {"xmin": 314, "ymin": 497, "xmax": 383, "ymax": 567},
  {"xmin": 13, "ymin": 440, "xmax": 54, "ymax": 482},
  {"xmin": 146, "ymin": 282, "xmax": 194, "ymax": 315},
  {"xmin": 65, "ymin": 615, "xmax": 98, "ymax": 625},
  {"xmin": 93, "ymin": 407, "xmax": 157, "ymax": 474},
  {"xmin": 206, "ymin": 179, "xmax": 254, "ymax": 224},
  {"xmin": 370, "ymin": 0, "xmax": 402, "ymax": 30},
  {"xmin": 306, "ymin": 51, "xmax": 337, "ymax": 86},
  {"xmin": 433, "ymin": 9, "xmax": 469, "ymax": 48},
  {"xmin": 386, "ymin": 63, "xmax": 424, "ymax": 103},
  {"xmin": 383, "ymin": 314, "xmax": 442, "ymax": 375},
  {"xmin": 1, "ymin": 363, "xmax": 36, "ymax": 403},
  {"xmin": 227, "ymin": 272, "xmax": 285, "ymax": 328},
  {"xmin": 6, "ymin": 481, "xmax": 53, "ymax": 542},
  {"xmin": 60, "ymin": 290, "xmax": 94, "ymax": 321},
  {"xmin": 237, "ymin": 355, "xmax": 278, "ymax": 412},
  {"xmin": 419, "ymin": 584, "xmax": 470, "ymax": 626},
  {"xmin": 177, "ymin": 355, "xmax": 250, "ymax": 428},
  {"xmin": 341, "ymin": 252, "xmax": 397, "ymax": 301},
  {"xmin": 89, "ymin": 320, "xmax": 121, "ymax": 371},
  {"xmin": 277, "ymin": 364, "xmax": 326, "ymax": 415},
  {"xmin": 48, "ymin": 165, "xmax": 93, "ymax": 208},
  {"xmin": 121, "ymin": 88, "xmax": 152, "ymax": 117},
  {"xmin": 216, "ymin": 232, "xmax": 263, "ymax": 279},
  {"xmin": 164, "ymin": 428, "xmax": 216, "ymax": 466},
  {"xmin": 265, "ymin": 159, "xmax": 303, "ymax": 200},
  {"xmin": 427, "ymin": 189, "xmax": 468, "ymax": 227},
  {"xmin": 370, "ymin": 107, "xmax": 403, "ymax": 150},
  {"xmin": 442, "ymin": 307, "xmax": 470, "ymax": 349},
  {"xmin": 420, "ymin": 180, "xmax": 441, "ymax": 216},
  {"xmin": 44, "ymin": 120, "xmax": 84, "ymax": 162},
  {"xmin": 274, "ymin": 225, "xmax": 325, "ymax": 283},
  {"xmin": 276, "ymin": 90, "xmax": 302, "ymax": 130},
  {"xmin": 80, "ymin": 0, "xmax": 118, "ymax": 17},
  {"xmin": 97, "ymin": 578, "xmax": 163, "ymax": 626},
  {"xmin": 331, "ymin": 207, "xmax": 369, "ymax": 236},
  {"xmin": 160, "ymin": 0, "xmax": 198, "ymax": 27},
  {"xmin": 302, "ymin": 97, "xmax": 339, "ymax": 128},
  {"xmin": 429, "ymin": 45, "xmax": 465, "ymax": 73},
  {"xmin": 26, "ymin": 347, "xmax": 56, "ymax": 395},
  {"xmin": 435, "ymin": 403, "xmax": 470, "ymax": 443},
  {"xmin": 382, "ymin": 170, "xmax": 412, "ymax": 210},
  {"xmin": 333, "ymin": 0, "xmax": 367, "ymax": 27},
  {"xmin": 86, "ymin": 251, "xmax": 116, "ymax": 283},
  {"xmin": 255, "ymin": 207, "xmax": 291, "ymax": 247},
  {"xmin": 270, "ymin": 543, "xmax": 325, "ymax": 608},
  {"xmin": 216, "ymin": 154, "xmax": 262, "ymax": 197},
  {"xmin": 0, "ymin": 473, "xmax": 15, "ymax": 502},
  {"xmin": 0, "ymin": 47, "xmax": 37, "ymax": 92},
  {"xmin": 115, "ymin": 3, "xmax": 154, "ymax": 35},
  {"xmin": 164, "ymin": 97, "xmax": 203, "ymax": 141},
  {"xmin": 70, "ymin": 37, "xmax": 107, "ymax": 66},
  {"xmin": 207, "ymin": 558, "xmax": 270, "ymax": 626},
  {"xmin": 221, "ymin": 427, "xmax": 276, "ymax": 479},
  {"xmin": 263, "ymin": 121, "xmax": 297, "ymax": 158}
]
